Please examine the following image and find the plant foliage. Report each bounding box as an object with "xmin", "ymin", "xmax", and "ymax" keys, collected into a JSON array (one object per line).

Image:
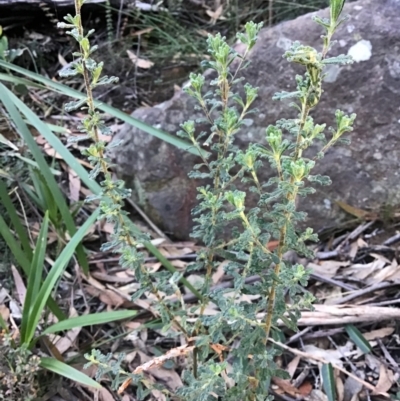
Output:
[{"xmin": 61, "ymin": 0, "xmax": 355, "ymax": 399}]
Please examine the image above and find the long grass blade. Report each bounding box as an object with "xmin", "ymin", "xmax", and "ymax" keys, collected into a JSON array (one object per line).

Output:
[
  {"xmin": 0, "ymin": 71, "xmax": 202, "ymax": 300},
  {"xmin": 345, "ymin": 324, "xmax": 371, "ymax": 354},
  {"xmin": 20, "ymin": 211, "xmax": 49, "ymax": 344},
  {"xmin": 0, "ymin": 213, "xmax": 66, "ymax": 321},
  {"xmin": 0, "ymin": 83, "xmax": 89, "ymax": 274},
  {"xmin": 0, "ymin": 178, "xmax": 32, "ymax": 260},
  {"xmin": 321, "ymin": 363, "xmax": 336, "ymax": 401},
  {"xmin": 24, "ymin": 209, "xmax": 99, "ymax": 345},
  {"xmin": 39, "ymin": 357, "xmax": 101, "ymax": 389},
  {"xmin": 0, "ymin": 62, "xmax": 206, "ymax": 157},
  {"xmin": 42, "ymin": 310, "xmax": 137, "ymax": 335}
]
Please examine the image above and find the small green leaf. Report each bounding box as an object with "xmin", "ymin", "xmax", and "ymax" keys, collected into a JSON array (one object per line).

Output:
[
  {"xmin": 40, "ymin": 357, "xmax": 101, "ymax": 388},
  {"xmin": 345, "ymin": 324, "xmax": 372, "ymax": 353},
  {"xmin": 42, "ymin": 310, "xmax": 137, "ymax": 335},
  {"xmin": 321, "ymin": 363, "xmax": 336, "ymax": 401}
]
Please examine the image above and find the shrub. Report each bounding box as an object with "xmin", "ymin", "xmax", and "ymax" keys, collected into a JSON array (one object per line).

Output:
[{"xmin": 61, "ymin": 0, "xmax": 355, "ymax": 399}]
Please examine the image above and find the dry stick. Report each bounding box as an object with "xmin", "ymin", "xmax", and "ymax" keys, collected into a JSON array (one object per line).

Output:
[
  {"xmin": 383, "ymin": 232, "xmax": 400, "ymax": 246},
  {"xmin": 267, "ymin": 338, "xmax": 391, "ymax": 398},
  {"xmin": 285, "ymin": 326, "xmax": 312, "ymax": 345},
  {"xmin": 268, "ymin": 0, "xmax": 273, "ymax": 27},
  {"xmin": 377, "ymin": 339, "xmax": 400, "ymax": 374},
  {"xmin": 330, "ymin": 282, "xmax": 400, "ymax": 305},
  {"xmin": 126, "ymin": 196, "xmax": 171, "ymax": 242}
]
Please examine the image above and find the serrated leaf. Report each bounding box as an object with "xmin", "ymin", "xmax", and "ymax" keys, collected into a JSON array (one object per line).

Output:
[
  {"xmin": 321, "ymin": 363, "xmax": 336, "ymax": 401},
  {"xmin": 345, "ymin": 324, "xmax": 372, "ymax": 353}
]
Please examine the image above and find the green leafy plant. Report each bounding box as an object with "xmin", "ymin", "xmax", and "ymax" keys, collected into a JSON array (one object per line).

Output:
[
  {"xmin": 0, "ymin": 26, "xmax": 24, "ymax": 63},
  {"xmin": 0, "ymin": 185, "xmax": 141, "ymax": 394},
  {"xmin": 61, "ymin": 0, "xmax": 355, "ymax": 399}
]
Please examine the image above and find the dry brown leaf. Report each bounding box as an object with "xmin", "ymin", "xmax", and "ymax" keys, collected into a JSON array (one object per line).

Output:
[
  {"xmin": 336, "ymin": 375, "xmax": 345, "ymax": 401},
  {"xmin": 0, "ymin": 305, "xmax": 10, "ymax": 322},
  {"xmin": 386, "ymin": 259, "xmax": 400, "ymax": 280},
  {"xmin": 206, "ymin": 4, "xmax": 224, "ymax": 23},
  {"xmin": 267, "ymin": 240, "xmax": 280, "ymax": 251},
  {"xmin": 336, "ymin": 201, "xmax": 378, "ymax": 220},
  {"xmin": 91, "ymin": 271, "xmax": 134, "ymax": 284},
  {"xmin": 170, "ymin": 259, "xmax": 188, "ymax": 269},
  {"xmin": 151, "ymin": 389, "xmax": 166, "ymax": 401},
  {"xmin": 131, "ymin": 27, "xmax": 154, "ymax": 36},
  {"xmin": 281, "ymin": 305, "xmax": 400, "ymax": 326},
  {"xmin": 98, "ymin": 387, "xmax": 115, "ymax": 401},
  {"xmin": 272, "ymin": 377, "xmax": 303, "ymax": 397},
  {"xmin": 348, "ymin": 241, "xmax": 359, "ymax": 259},
  {"xmin": 363, "ymin": 327, "xmax": 395, "ymax": 341},
  {"xmin": 212, "ymin": 260, "xmax": 228, "ymax": 284},
  {"xmin": 68, "ymin": 168, "xmax": 81, "ymax": 202},
  {"xmin": 84, "ymin": 274, "xmax": 106, "ymax": 290},
  {"xmin": 324, "ymin": 286, "xmax": 344, "ymax": 305},
  {"xmin": 367, "ymin": 258, "xmax": 398, "ymax": 284},
  {"xmin": 347, "ymin": 259, "xmax": 386, "ymax": 280},
  {"xmin": 85, "ymin": 286, "xmax": 127, "ymax": 307},
  {"xmin": 100, "ymin": 222, "xmax": 115, "ymax": 235},
  {"xmin": 126, "ymin": 50, "xmax": 154, "ymax": 69},
  {"xmin": 196, "ymin": 29, "xmax": 211, "ymax": 37},
  {"xmin": 49, "ymin": 307, "xmax": 80, "ymax": 354},
  {"xmin": 151, "ymin": 368, "xmax": 183, "ymax": 391},
  {"xmin": 298, "ymin": 381, "xmax": 313, "ymax": 396},
  {"xmin": 57, "ymin": 53, "xmax": 68, "ymax": 67},
  {"xmin": 308, "ymin": 260, "xmax": 350, "ymax": 278},
  {"xmin": 11, "ymin": 265, "xmax": 26, "ymax": 305},
  {"xmin": 43, "ymin": 142, "xmax": 63, "ymax": 159},
  {"xmin": 144, "ymin": 262, "xmax": 162, "ymax": 273},
  {"xmin": 286, "ymin": 355, "xmax": 301, "ymax": 379},
  {"xmin": 303, "ymin": 342, "xmax": 355, "ymax": 366},
  {"xmin": 373, "ymin": 363, "xmax": 394, "ymax": 394}
]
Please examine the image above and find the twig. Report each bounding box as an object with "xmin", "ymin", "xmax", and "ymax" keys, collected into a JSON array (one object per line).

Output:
[
  {"xmin": 268, "ymin": 0, "xmax": 274, "ymax": 27},
  {"xmin": 330, "ymin": 282, "xmax": 400, "ymax": 305},
  {"xmin": 368, "ymin": 298, "xmax": 400, "ymax": 307},
  {"xmin": 285, "ymin": 327, "xmax": 312, "ymax": 345},
  {"xmin": 377, "ymin": 339, "xmax": 400, "ymax": 373},
  {"xmin": 315, "ymin": 249, "xmax": 339, "ymax": 259},
  {"xmin": 116, "ymin": 0, "xmax": 124, "ymax": 39},
  {"xmin": 125, "ymin": 186, "xmax": 171, "ymax": 242},
  {"xmin": 383, "ymin": 232, "xmax": 400, "ymax": 246}
]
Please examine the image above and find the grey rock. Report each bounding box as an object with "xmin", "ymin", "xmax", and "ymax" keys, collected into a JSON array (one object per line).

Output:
[{"xmin": 110, "ymin": 0, "xmax": 400, "ymax": 240}]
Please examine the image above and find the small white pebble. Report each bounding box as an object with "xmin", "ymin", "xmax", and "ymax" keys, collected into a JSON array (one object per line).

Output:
[{"xmin": 348, "ymin": 40, "xmax": 372, "ymax": 62}]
